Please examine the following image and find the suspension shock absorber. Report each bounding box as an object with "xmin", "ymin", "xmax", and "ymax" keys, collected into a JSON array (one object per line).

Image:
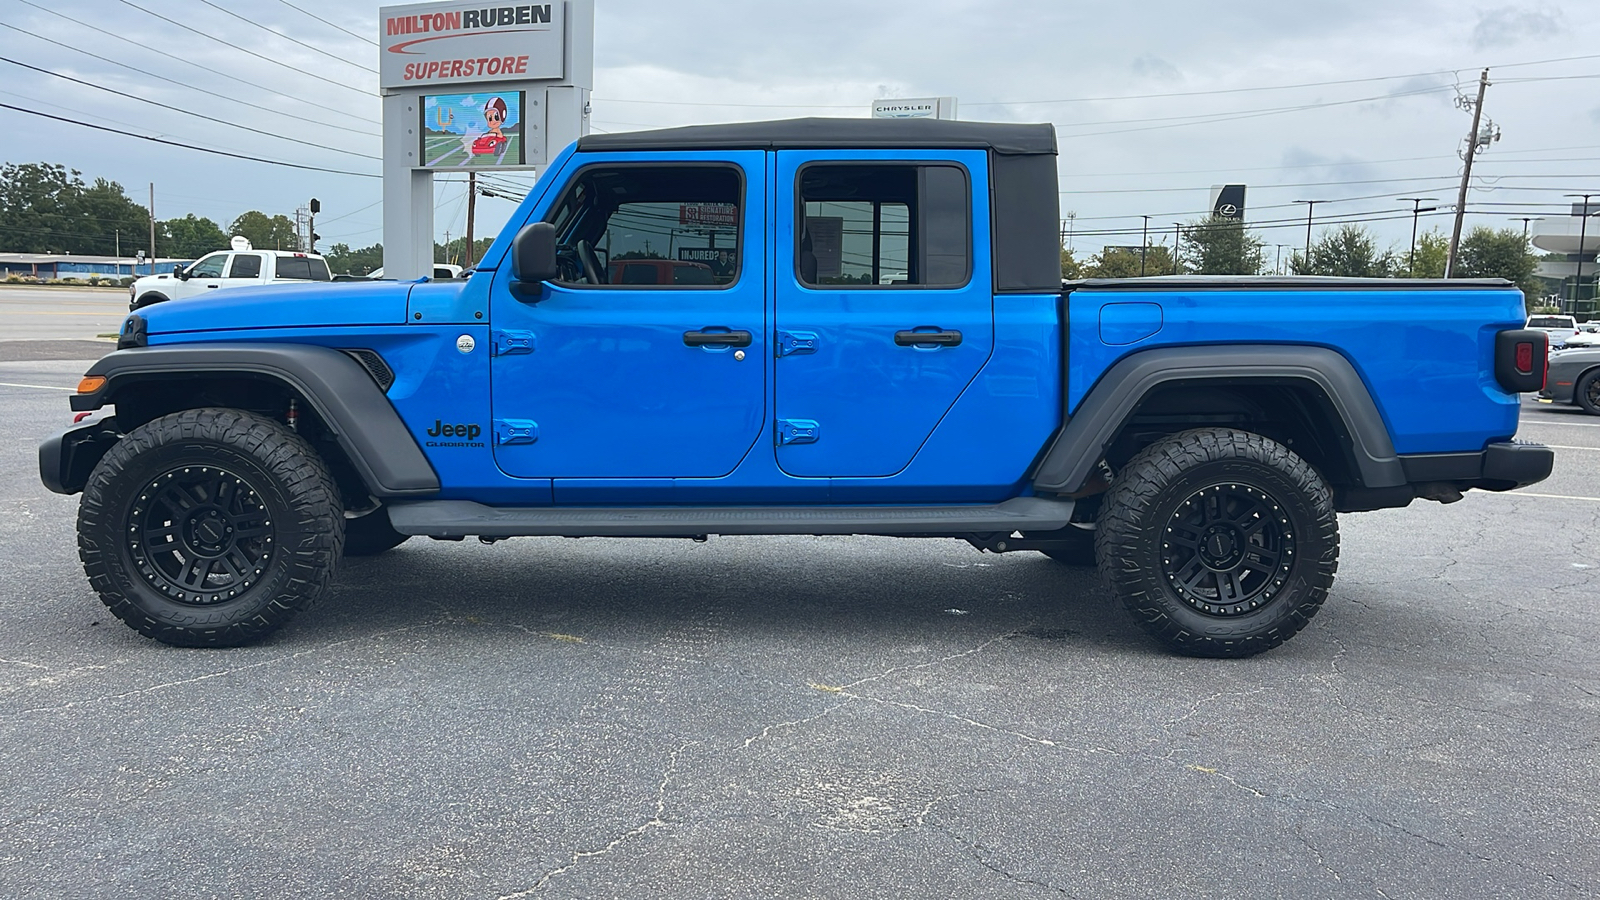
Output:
[{"xmin": 286, "ymin": 398, "xmax": 299, "ymax": 432}]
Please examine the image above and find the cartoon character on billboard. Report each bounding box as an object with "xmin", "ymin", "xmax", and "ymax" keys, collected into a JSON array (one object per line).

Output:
[{"xmin": 471, "ymin": 96, "xmax": 510, "ymax": 156}]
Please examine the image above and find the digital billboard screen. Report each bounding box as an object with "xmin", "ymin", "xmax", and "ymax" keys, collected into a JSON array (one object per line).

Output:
[{"xmin": 420, "ymin": 91, "xmax": 527, "ymax": 168}]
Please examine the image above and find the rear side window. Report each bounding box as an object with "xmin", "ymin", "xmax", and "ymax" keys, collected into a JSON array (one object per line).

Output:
[
  {"xmin": 275, "ymin": 257, "xmax": 331, "ymax": 281},
  {"xmin": 228, "ymin": 254, "xmax": 262, "ymax": 279},
  {"xmin": 797, "ymin": 163, "xmax": 970, "ymax": 288}
]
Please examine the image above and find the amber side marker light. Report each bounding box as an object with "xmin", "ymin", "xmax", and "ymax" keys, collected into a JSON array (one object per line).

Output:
[{"xmin": 77, "ymin": 376, "xmax": 106, "ymax": 394}]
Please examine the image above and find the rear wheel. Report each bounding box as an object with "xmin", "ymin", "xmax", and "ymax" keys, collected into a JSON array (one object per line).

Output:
[
  {"xmin": 77, "ymin": 408, "xmax": 343, "ymax": 647},
  {"xmin": 1096, "ymin": 428, "xmax": 1339, "ymax": 658},
  {"xmin": 1576, "ymin": 370, "xmax": 1600, "ymax": 415}
]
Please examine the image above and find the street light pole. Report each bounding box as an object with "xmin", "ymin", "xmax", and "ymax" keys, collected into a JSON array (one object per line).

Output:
[
  {"xmin": 1509, "ymin": 216, "xmax": 1543, "ymax": 241},
  {"xmin": 1140, "ymin": 215, "xmax": 1151, "ymax": 276},
  {"xmin": 1566, "ymin": 194, "xmax": 1599, "ymax": 312},
  {"xmin": 1293, "ymin": 200, "xmax": 1321, "ymax": 271},
  {"xmin": 1399, "ymin": 197, "xmax": 1438, "ymax": 275},
  {"xmin": 1173, "ymin": 223, "xmax": 1182, "ymax": 275},
  {"xmin": 1275, "ymin": 244, "xmax": 1289, "ymax": 276}
]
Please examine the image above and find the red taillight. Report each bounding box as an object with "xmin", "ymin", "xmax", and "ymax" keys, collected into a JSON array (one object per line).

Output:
[{"xmin": 1515, "ymin": 342, "xmax": 1534, "ymax": 375}]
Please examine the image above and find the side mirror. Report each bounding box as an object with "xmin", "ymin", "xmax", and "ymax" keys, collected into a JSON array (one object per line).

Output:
[
  {"xmin": 173, "ymin": 264, "xmax": 187, "ymax": 280},
  {"xmin": 512, "ymin": 222, "xmax": 559, "ymax": 287}
]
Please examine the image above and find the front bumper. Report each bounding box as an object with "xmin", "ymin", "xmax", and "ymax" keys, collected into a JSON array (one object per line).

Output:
[{"xmin": 39, "ymin": 417, "xmax": 122, "ymax": 495}]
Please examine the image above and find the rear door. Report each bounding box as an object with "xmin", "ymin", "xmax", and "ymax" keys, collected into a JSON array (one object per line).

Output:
[
  {"xmin": 219, "ymin": 252, "xmax": 264, "ymax": 292},
  {"xmin": 489, "ymin": 154, "xmax": 767, "ymax": 479},
  {"xmin": 772, "ymin": 150, "xmax": 993, "ymax": 477}
]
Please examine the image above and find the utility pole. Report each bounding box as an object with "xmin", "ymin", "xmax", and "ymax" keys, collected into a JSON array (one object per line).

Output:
[
  {"xmin": 464, "ymin": 172, "xmax": 477, "ymax": 268},
  {"xmin": 1566, "ymin": 193, "xmax": 1599, "ymax": 311},
  {"xmin": 148, "ymin": 183, "xmax": 156, "ymax": 275},
  {"xmin": 1399, "ymin": 197, "xmax": 1439, "ymax": 275},
  {"xmin": 1275, "ymin": 244, "xmax": 1289, "ymax": 276},
  {"xmin": 1066, "ymin": 210, "xmax": 1076, "ymax": 252},
  {"xmin": 1173, "ymin": 223, "xmax": 1182, "ymax": 274},
  {"xmin": 1293, "ymin": 200, "xmax": 1321, "ymax": 271},
  {"xmin": 1140, "ymin": 215, "xmax": 1150, "ymax": 276},
  {"xmin": 1446, "ymin": 68, "xmax": 1492, "ymax": 278},
  {"xmin": 442, "ymin": 229, "xmax": 451, "ymax": 266}
]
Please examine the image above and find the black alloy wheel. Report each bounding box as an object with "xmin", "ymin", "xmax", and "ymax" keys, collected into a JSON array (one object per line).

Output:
[
  {"xmin": 1576, "ymin": 370, "xmax": 1600, "ymax": 415},
  {"xmin": 1160, "ymin": 482, "xmax": 1295, "ymax": 618},
  {"xmin": 127, "ymin": 466, "xmax": 275, "ymax": 605}
]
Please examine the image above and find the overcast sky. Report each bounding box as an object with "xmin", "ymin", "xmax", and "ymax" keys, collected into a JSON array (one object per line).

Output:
[{"xmin": 2, "ymin": 0, "xmax": 1597, "ymax": 263}]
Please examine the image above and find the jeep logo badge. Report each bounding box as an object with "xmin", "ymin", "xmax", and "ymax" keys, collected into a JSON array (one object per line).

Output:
[
  {"xmin": 456, "ymin": 334, "xmax": 476, "ymax": 354},
  {"xmin": 425, "ymin": 420, "xmax": 485, "ymax": 448}
]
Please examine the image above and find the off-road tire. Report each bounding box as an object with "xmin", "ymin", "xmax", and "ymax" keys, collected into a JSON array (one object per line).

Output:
[
  {"xmin": 1575, "ymin": 369, "xmax": 1600, "ymax": 415},
  {"xmin": 343, "ymin": 508, "xmax": 410, "ymax": 557},
  {"xmin": 77, "ymin": 408, "xmax": 343, "ymax": 647},
  {"xmin": 1096, "ymin": 428, "xmax": 1339, "ymax": 658}
]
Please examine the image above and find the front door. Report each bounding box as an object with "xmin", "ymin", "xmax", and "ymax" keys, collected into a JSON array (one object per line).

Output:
[
  {"xmin": 177, "ymin": 252, "xmax": 228, "ymax": 299},
  {"xmin": 490, "ymin": 154, "xmax": 767, "ymax": 479},
  {"xmin": 773, "ymin": 150, "xmax": 994, "ymax": 478}
]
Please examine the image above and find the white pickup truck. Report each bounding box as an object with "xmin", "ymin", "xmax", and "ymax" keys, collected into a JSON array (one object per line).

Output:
[{"xmin": 129, "ymin": 243, "xmax": 332, "ymax": 310}]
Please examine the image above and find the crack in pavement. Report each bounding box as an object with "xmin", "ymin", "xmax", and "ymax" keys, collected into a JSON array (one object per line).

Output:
[{"xmin": 499, "ymin": 741, "xmax": 693, "ymax": 898}]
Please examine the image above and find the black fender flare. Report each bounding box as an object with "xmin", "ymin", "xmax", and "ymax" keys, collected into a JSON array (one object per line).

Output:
[
  {"xmin": 69, "ymin": 343, "xmax": 440, "ymax": 497},
  {"xmin": 1031, "ymin": 345, "xmax": 1405, "ymax": 493},
  {"xmin": 130, "ymin": 292, "xmax": 169, "ymax": 310}
]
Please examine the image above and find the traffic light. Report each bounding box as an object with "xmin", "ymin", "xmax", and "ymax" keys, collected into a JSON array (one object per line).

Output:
[{"xmin": 309, "ymin": 198, "xmax": 321, "ymax": 214}]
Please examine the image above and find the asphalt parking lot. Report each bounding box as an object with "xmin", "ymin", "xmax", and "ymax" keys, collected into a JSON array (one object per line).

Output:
[{"xmin": 1, "ymin": 320, "xmax": 1596, "ymax": 897}]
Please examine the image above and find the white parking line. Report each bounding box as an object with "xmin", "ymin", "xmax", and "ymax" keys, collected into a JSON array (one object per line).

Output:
[
  {"xmin": 1483, "ymin": 490, "xmax": 1600, "ymax": 503},
  {"xmin": 1520, "ymin": 419, "xmax": 1600, "ymax": 428},
  {"xmin": 0, "ymin": 382, "xmax": 73, "ymax": 391},
  {"xmin": 1545, "ymin": 445, "xmax": 1600, "ymax": 452}
]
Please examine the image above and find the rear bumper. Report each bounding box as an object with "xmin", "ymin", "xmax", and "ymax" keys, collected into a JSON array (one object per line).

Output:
[
  {"xmin": 1337, "ymin": 441, "xmax": 1553, "ymax": 511},
  {"xmin": 1400, "ymin": 441, "xmax": 1555, "ymax": 491}
]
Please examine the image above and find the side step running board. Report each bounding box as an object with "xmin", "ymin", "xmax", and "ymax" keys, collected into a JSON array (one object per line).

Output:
[{"xmin": 387, "ymin": 497, "xmax": 1075, "ymax": 539}]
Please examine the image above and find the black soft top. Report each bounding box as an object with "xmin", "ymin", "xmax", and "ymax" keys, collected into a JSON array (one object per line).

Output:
[{"xmin": 577, "ymin": 117, "xmax": 1058, "ymax": 157}]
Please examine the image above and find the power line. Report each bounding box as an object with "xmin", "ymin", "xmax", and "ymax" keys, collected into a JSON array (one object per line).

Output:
[
  {"xmin": 0, "ymin": 18, "xmax": 380, "ymax": 134},
  {"xmin": 11, "ymin": 0, "xmax": 379, "ymax": 131},
  {"xmin": 111, "ymin": 0, "xmax": 376, "ymax": 98},
  {"xmin": 190, "ymin": 0, "xmax": 378, "ymax": 74},
  {"xmin": 0, "ymin": 101, "xmax": 380, "ymax": 178},
  {"xmin": 0, "ymin": 55, "xmax": 380, "ymax": 162},
  {"xmin": 272, "ymin": 0, "xmax": 378, "ymax": 46}
]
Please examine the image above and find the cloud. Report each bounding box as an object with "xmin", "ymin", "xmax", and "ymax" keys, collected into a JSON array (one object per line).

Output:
[
  {"xmin": 1471, "ymin": 5, "xmax": 1564, "ymax": 49},
  {"xmin": 1130, "ymin": 55, "xmax": 1183, "ymax": 81}
]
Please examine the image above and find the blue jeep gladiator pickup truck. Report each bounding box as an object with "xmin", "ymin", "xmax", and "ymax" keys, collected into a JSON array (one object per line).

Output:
[{"xmin": 40, "ymin": 118, "xmax": 1555, "ymax": 657}]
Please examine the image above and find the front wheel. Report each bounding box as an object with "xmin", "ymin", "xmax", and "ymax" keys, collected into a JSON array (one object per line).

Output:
[
  {"xmin": 1096, "ymin": 428, "xmax": 1339, "ymax": 658},
  {"xmin": 1575, "ymin": 369, "xmax": 1600, "ymax": 415},
  {"xmin": 77, "ymin": 408, "xmax": 343, "ymax": 647}
]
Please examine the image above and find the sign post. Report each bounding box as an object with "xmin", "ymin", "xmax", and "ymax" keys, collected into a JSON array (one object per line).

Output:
[{"xmin": 379, "ymin": 1, "xmax": 593, "ymax": 279}]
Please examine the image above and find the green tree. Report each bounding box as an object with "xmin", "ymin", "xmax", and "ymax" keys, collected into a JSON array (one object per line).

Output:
[
  {"xmin": 1084, "ymin": 245, "xmax": 1176, "ymax": 278},
  {"xmin": 1397, "ymin": 228, "xmax": 1449, "ymax": 278},
  {"xmin": 1292, "ymin": 224, "xmax": 1396, "ymax": 277},
  {"xmin": 0, "ymin": 162, "xmax": 149, "ymax": 256},
  {"xmin": 1061, "ymin": 246, "xmax": 1083, "ymax": 280},
  {"xmin": 230, "ymin": 211, "xmax": 299, "ymax": 251},
  {"xmin": 323, "ymin": 242, "xmax": 384, "ymax": 276},
  {"xmin": 1180, "ymin": 215, "xmax": 1264, "ymax": 275},
  {"xmin": 1456, "ymin": 226, "xmax": 1540, "ymax": 302},
  {"xmin": 159, "ymin": 214, "xmax": 229, "ymax": 259},
  {"xmin": 436, "ymin": 236, "xmax": 495, "ymax": 267}
]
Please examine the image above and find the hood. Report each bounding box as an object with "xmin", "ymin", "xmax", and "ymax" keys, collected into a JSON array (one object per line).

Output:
[{"xmin": 138, "ymin": 280, "xmax": 420, "ymax": 335}]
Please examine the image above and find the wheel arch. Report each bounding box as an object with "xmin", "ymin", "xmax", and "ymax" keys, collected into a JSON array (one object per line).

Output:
[
  {"xmin": 1032, "ymin": 345, "xmax": 1405, "ymax": 498},
  {"xmin": 69, "ymin": 343, "xmax": 439, "ymax": 500}
]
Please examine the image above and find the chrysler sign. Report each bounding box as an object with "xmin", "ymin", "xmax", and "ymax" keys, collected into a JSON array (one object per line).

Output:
[{"xmin": 380, "ymin": 2, "xmax": 567, "ymax": 89}]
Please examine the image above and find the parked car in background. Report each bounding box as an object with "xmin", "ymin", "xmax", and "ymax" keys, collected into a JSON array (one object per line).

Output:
[
  {"xmin": 1527, "ymin": 314, "xmax": 1580, "ymax": 348},
  {"xmin": 130, "ymin": 243, "xmax": 331, "ymax": 310},
  {"xmin": 367, "ymin": 264, "xmax": 464, "ymax": 280},
  {"xmin": 1541, "ymin": 345, "xmax": 1600, "ymax": 414},
  {"xmin": 1561, "ymin": 322, "xmax": 1600, "ymax": 348}
]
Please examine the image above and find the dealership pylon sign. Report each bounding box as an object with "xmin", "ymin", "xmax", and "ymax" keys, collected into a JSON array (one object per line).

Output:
[{"xmin": 380, "ymin": 1, "xmax": 593, "ymax": 280}]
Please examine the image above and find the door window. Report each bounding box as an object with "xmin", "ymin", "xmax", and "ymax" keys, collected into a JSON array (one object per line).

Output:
[
  {"xmin": 797, "ymin": 164, "xmax": 970, "ymax": 288},
  {"xmin": 227, "ymin": 254, "xmax": 262, "ymax": 278},
  {"xmin": 545, "ymin": 166, "xmax": 742, "ymax": 288},
  {"xmin": 276, "ymin": 256, "xmax": 331, "ymax": 281},
  {"xmin": 188, "ymin": 253, "xmax": 228, "ymax": 279}
]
